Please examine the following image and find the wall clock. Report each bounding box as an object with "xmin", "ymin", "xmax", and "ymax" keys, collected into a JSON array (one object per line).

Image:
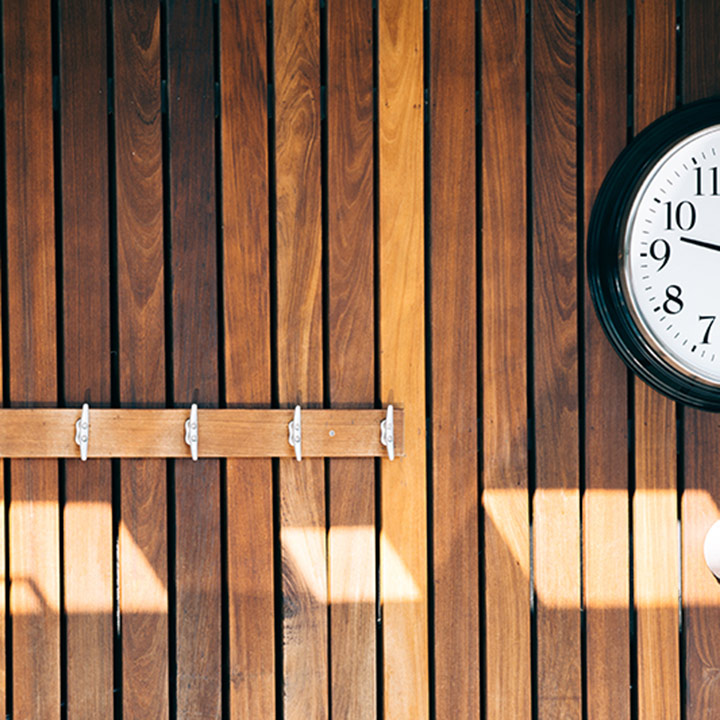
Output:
[{"xmin": 588, "ymin": 97, "xmax": 720, "ymax": 411}]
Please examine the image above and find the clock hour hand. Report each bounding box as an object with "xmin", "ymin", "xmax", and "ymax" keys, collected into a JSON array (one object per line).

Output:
[{"xmin": 680, "ymin": 236, "xmax": 720, "ymax": 252}]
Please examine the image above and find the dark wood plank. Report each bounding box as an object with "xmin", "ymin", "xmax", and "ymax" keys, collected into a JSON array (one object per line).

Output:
[
  {"xmin": 0, "ymin": 194, "xmax": 4, "ymax": 719},
  {"xmin": 582, "ymin": 1, "xmax": 631, "ymax": 718},
  {"xmin": 59, "ymin": 0, "xmax": 114, "ymax": 716},
  {"xmin": 326, "ymin": 0, "xmax": 375, "ymax": 716},
  {"xmin": 166, "ymin": 1, "xmax": 221, "ymax": 715},
  {"xmin": 480, "ymin": 2, "xmax": 531, "ymax": 717},
  {"xmin": 429, "ymin": 1, "xmax": 479, "ymax": 718},
  {"xmin": 531, "ymin": 0, "xmax": 581, "ymax": 717},
  {"xmin": 633, "ymin": 3, "xmax": 681, "ymax": 718},
  {"xmin": 113, "ymin": 0, "xmax": 169, "ymax": 716},
  {"xmin": 377, "ymin": 0, "xmax": 428, "ymax": 717},
  {"xmin": 273, "ymin": 0, "xmax": 327, "ymax": 716},
  {"xmin": 220, "ymin": 3, "xmax": 274, "ymax": 715},
  {"xmin": 681, "ymin": 4, "xmax": 720, "ymax": 718},
  {"xmin": 4, "ymin": 0, "xmax": 60, "ymax": 716}
]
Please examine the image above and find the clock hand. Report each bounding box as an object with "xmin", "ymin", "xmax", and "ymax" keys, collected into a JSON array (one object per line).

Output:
[{"xmin": 680, "ymin": 236, "xmax": 720, "ymax": 252}]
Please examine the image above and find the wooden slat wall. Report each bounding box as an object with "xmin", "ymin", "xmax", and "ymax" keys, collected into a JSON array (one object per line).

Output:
[
  {"xmin": 59, "ymin": 0, "xmax": 114, "ymax": 716},
  {"xmin": 166, "ymin": 0, "xmax": 222, "ymax": 716},
  {"xmin": 113, "ymin": 1, "xmax": 169, "ymax": 718},
  {"xmin": 327, "ymin": 0, "xmax": 376, "ymax": 716},
  {"xmin": 429, "ymin": 1, "xmax": 478, "ymax": 718},
  {"xmin": 481, "ymin": 2, "xmax": 532, "ymax": 717},
  {"xmin": 4, "ymin": 2, "xmax": 60, "ymax": 719},
  {"xmin": 532, "ymin": 1, "xmax": 582, "ymax": 716},
  {"xmin": 582, "ymin": 1, "xmax": 630, "ymax": 718},
  {"xmin": 3, "ymin": 1, "xmax": 720, "ymax": 718},
  {"xmin": 220, "ymin": 0, "xmax": 276, "ymax": 717},
  {"xmin": 633, "ymin": 3, "xmax": 681, "ymax": 718}
]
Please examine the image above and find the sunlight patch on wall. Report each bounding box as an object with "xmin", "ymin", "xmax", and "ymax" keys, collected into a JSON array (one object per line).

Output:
[{"xmin": 282, "ymin": 526, "xmax": 420, "ymax": 603}]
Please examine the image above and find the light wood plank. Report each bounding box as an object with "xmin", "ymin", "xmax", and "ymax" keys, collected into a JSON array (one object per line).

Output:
[
  {"xmin": 378, "ymin": 0, "xmax": 428, "ymax": 717},
  {"xmin": 681, "ymin": 4, "xmax": 720, "ymax": 718},
  {"xmin": 532, "ymin": 0, "xmax": 581, "ymax": 716},
  {"xmin": 220, "ymin": 0, "xmax": 276, "ymax": 715},
  {"xmin": 273, "ymin": 0, "xmax": 327, "ymax": 716},
  {"xmin": 480, "ymin": 2, "xmax": 531, "ymax": 716},
  {"xmin": 166, "ymin": 0, "xmax": 221, "ymax": 714},
  {"xmin": 633, "ymin": 2, "xmax": 680, "ymax": 718},
  {"xmin": 59, "ymin": 0, "xmax": 114, "ymax": 715},
  {"xmin": 327, "ymin": 0, "xmax": 376, "ymax": 716},
  {"xmin": 582, "ymin": 1, "xmax": 631, "ymax": 717},
  {"xmin": 4, "ymin": 0, "xmax": 60, "ymax": 716},
  {"xmin": 0, "ymin": 408, "xmax": 403, "ymax": 458},
  {"xmin": 0, "ymin": 180, "xmax": 4, "ymax": 718},
  {"xmin": 113, "ymin": 0, "xmax": 169, "ymax": 716},
  {"xmin": 429, "ymin": 1, "xmax": 479, "ymax": 718}
]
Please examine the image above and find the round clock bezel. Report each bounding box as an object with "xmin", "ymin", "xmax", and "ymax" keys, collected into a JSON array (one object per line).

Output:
[{"xmin": 588, "ymin": 96, "xmax": 720, "ymax": 411}]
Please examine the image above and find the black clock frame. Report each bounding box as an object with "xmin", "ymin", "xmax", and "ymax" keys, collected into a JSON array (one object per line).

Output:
[{"xmin": 587, "ymin": 96, "xmax": 720, "ymax": 411}]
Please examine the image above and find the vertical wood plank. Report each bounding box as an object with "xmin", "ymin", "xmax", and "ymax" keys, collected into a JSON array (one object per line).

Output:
[
  {"xmin": 429, "ymin": 1, "xmax": 479, "ymax": 718},
  {"xmin": 582, "ymin": 1, "xmax": 631, "ymax": 718},
  {"xmin": 113, "ymin": 0, "xmax": 169, "ymax": 716},
  {"xmin": 326, "ymin": 0, "xmax": 376, "ymax": 717},
  {"xmin": 0, "ymin": 196, "xmax": 4, "ymax": 720},
  {"xmin": 220, "ymin": 0, "xmax": 276, "ymax": 716},
  {"xmin": 274, "ymin": 0, "xmax": 327, "ymax": 716},
  {"xmin": 480, "ymin": 2, "xmax": 532, "ymax": 717},
  {"xmin": 531, "ymin": 0, "xmax": 581, "ymax": 717},
  {"xmin": 681, "ymin": 4, "xmax": 720, "ymax": 718},
  {"xmin": 59, "ymin": 0, "xmax": 114, "ymax": 716},
  {"xmin": 166, "ymin": 1, "xmax": 221, "ymax": 715},
  {"xmin": 633, "ymin": 2, "xmax": 680, "ymax": 718},
  {"xmin": 4, "ymin": 0, "xmax": 60, "ymax": 716},
  {"xmin": 378, "ymin": 0, "xmax": 428, "ymax": 717}
]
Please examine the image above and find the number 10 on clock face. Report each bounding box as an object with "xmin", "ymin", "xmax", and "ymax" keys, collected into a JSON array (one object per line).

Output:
[{"xmin": 623, "ymin": 126, "xmax": 720, "ymax": 386}]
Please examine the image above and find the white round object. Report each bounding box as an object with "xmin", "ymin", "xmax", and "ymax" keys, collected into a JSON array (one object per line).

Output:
[
  {"xmin": 623, "ymin": 126, "xmax": 720, "ymax": 386},
  {"xmin": 703, "ymin": 519, "xmax": 720, "ymax": 579}
]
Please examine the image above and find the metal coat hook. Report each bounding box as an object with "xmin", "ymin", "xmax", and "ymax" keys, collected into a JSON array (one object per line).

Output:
[
  {"xmin": 184, "ymin": 403, "xmax": 199, "ymax": 461},
  {"xmin": 74, "ymin": 403, "xmax": 90, "ymax": 461},
  {"xmin": 288, "ymin": 405, "xmax": 302, "ymax": 461},
  {"xmin": 380, "ymin": 404, "xmax": 394, "ymax": 461}
]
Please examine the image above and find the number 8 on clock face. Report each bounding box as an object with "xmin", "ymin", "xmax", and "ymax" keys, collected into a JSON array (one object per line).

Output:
[{"xmin": 588, "ymin": 99, "xmax": 720, "ymax": 410}]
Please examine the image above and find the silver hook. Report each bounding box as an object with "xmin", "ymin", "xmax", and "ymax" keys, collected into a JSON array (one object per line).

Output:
[
  {"xmin": 380, "ymin": 404, "xmax": 394, "ymax": 461},
  {"xmin": 75, "ymin": 403, "xmax": 90, "ymax": 461},
  {"xmin": 288, "ymin": 405, "xmax": 302, "ymax": 461},
  {"xmin": 184, "ymin": 403, "xmax": 199, "ymax": 461}
]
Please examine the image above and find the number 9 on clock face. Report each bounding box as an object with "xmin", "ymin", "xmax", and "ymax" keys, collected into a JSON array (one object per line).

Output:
[{"xmin": 588, "ymin": 99, "xmax": 720, "ymax": 410}]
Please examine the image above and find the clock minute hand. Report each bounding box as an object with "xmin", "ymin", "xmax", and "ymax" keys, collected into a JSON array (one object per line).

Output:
[{"xmin": 680, "ymin": 236, "xmax": 720, "ymax": 252}]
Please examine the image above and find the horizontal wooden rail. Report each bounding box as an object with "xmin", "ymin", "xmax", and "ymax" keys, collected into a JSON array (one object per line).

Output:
[{"xmin": 0, "ymin": 408, "xmax": 403, "ymax": 459}]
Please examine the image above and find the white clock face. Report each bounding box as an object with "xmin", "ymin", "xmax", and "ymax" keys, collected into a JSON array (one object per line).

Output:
[{"xmin": 623, "ymin": 125, "xmax": 720, "ymax": 386}]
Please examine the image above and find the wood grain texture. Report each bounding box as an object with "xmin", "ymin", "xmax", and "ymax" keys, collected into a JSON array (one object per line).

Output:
[
  {"xmin": 220, "ymin": 1, "xmax": 275, "ymax": 705},
  {"xmin": 532, "ymin": 0, "xmax": 581, "ymax": 717},
  {"xmin": 480, "ymin": 2, "xmax": 531, "ymax": 717},
  {"xmin": 378, "ymin": 0, "xmax": 428, "ymax": 717},
  {"xmin": 633, "ymin": 3, "xmax": 680, "ymax": 718},
  {"xmin": 113, "ymin": 0, "xmax": 169, "ymax": 716},
  {"xmin": 166, "ymin": 0, "xmax": 221, "ymax": 715},
  {"xmin": 634, "ymin": 384, "xmax": 680, "ymax": 719},
  {"xmin": 582, "ymin": 1, "xmax": 630, "ymax": 717},
  {"xmin": 429, "ymin": 1, "xmax": 479, "ymax": 718},
  {"xmin": 4, "ymin": 0, "xmax": 60, "ymax": 716},
  {"xmin": 681, "ymin": 4, "xmax": 720, "ymax": 718},
  {"xmin": 274, "ymin": 0, "xmax": 327, "ymax": 716},
  {"xmin": 0, "ymin": 408, "xmax": 403, "ymax": 458},
  {"xmin": 0, "ymin": 196, "xmax": 4, "ymax": 718},
  {"xmin": 327, "ymin": 0, "xmax": 376, "ymax": 716},
  {"xmin": 59, "ymin": 0, "xmax": 114, "ymax": 715}
]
